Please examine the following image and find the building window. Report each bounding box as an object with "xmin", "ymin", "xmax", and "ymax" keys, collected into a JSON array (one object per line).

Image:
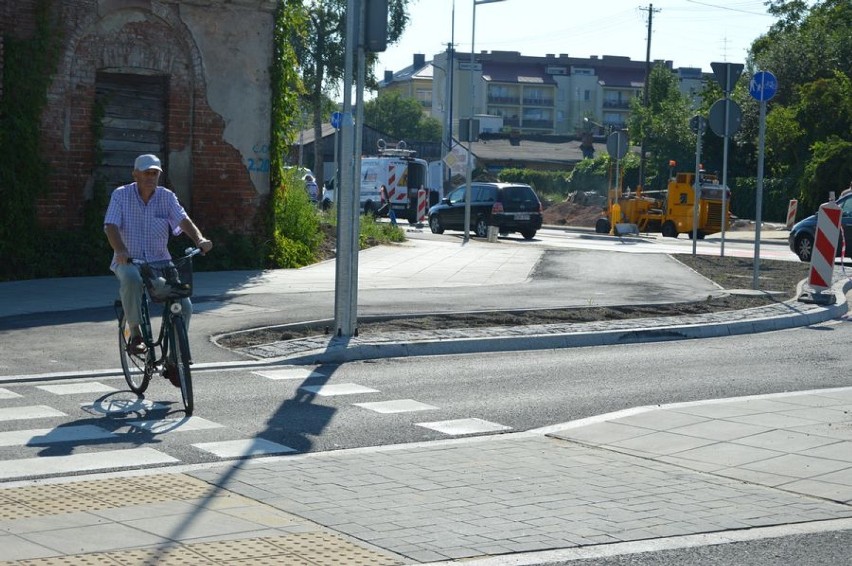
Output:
[{"xmin": 416, "ymin": 89, "xmax": 432, "ymax": 108}]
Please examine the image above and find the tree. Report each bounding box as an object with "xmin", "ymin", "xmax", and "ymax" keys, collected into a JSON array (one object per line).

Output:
[
  {"xmin": 745, "ymin": 0, "xmax": 852, "ymax": 208},
  {"xmin": 295, "ymin": 0, "xmax": 412, "ymax": 188},
  {"xmin": 364, "ymin": 90, "xmax": 442, "ymax": 142},
  {"xmin": 628, "ymin": 63, "xmax": 696, "ymax": 190}
]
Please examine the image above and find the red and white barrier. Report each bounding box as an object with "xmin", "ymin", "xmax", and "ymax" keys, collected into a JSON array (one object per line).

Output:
[
  {"xmin": 786, "ymin": 199, "xmax": 798, "ymax": 229},
  {"xmin": 806, "ymin": 200, "xmax": 842, "ymax": 293},
  {"xmin": 416, "ymin": 189, "xmax": 428, "ymax": 223}
]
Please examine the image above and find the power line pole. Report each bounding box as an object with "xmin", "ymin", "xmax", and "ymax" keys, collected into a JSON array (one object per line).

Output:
[{"xmin": 639, "ymin": 3, "xmax": 661, "ymax": 192}]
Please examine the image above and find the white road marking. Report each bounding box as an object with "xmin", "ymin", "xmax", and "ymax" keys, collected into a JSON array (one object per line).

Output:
[
  {"xmin": 416, "ymin": 418, "xmax": 512, "ymax": 435},
  {"xmin": 299, "ymin": 383, "xmax": 379, "ymax": 396},
  {"xmin": 81, "ymin": 399, "xmax": 168, "ymax": 415},
  {"xmin": 0, "ymin": 406, "xmax": 66, "ymax": 422},
  {"xmin": 0, "ymin": 425, "xmax": 117, "ymax": 447},
  {"xmin": 354, "ymin": 399, "xmax": 439, "ymax": 414},
  {"xmin": 120, "ymin": 416, "xmax": 223, "ymax": 434},
  {"xmin": 253, "ymin": 367, "xmax": 327, "ymax": 380},
  {"xmin": 0, "ymin": 388, "xmax": 22, "ymax": 399},
  {"xmin": 193, "ymin": 439, "xmax": 297, "ymax": 458},
  {"xmin": 0, "ymin": 448, "xmax": 178, "ymax": 480},
  {"xmin": 37, "ymin": 382, "xmax": 117, "ymax": 395}
]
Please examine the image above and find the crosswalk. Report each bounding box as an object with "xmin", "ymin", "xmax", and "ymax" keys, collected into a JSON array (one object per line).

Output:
[{"xmin": 0, "ymin": 369, "xmax": 513, "ymax": 481}]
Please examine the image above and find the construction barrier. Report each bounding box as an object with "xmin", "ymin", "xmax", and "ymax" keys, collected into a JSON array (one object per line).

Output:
[
  {"xmin": 806, "ymin": 200, "xmax": 841, "ymax": 295},
  {"xmin": 786, "ymin": 199, "xmax": 798, "ymax": 229},
  {"xmin": 416, "ymin": 189, "xmax": 428, "ymax": 223}
]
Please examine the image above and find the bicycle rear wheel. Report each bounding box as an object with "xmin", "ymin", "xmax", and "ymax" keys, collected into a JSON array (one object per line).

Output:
[
  {"xmin": 118, "ymin": 305, "xmax": 152, "ymax": 394},
  {"xmin": 169, "ymin": 317, "xmax": 193, "ymax": 415}
]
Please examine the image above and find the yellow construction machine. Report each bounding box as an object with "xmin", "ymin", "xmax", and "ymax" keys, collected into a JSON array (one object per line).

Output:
[{"xmin": 595, "ymin": 170, "xmax": 731, "ymax": 239}]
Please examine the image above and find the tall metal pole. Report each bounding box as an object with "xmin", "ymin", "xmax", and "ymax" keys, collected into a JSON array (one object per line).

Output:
[
  {"xmin": 692, "ymin": 118, "xmax": 703, "ymax": 256},
  {"xmin": 463, "ymin": 1, "xmax": 477, "ymax": 244},
  {"xmin": 720, "ymin": 66, "xmax": 731, "ymax": 257},
  {"xmin": 639, "ymin": 3, "xmax": 659, "ymax": 192},
  {"xmin": 444, "ymin": 1, "xmax": 456, "ymax": 191},
  {"xmin": 333, "ymin": 0, "xmax": 359, "ymax": 337},
  {"xmin": 464, "ymin": 0, "xmax": 505, "ymax": 243},
  {"xmin": 753, "ymin": 97, "xmax": 767, "ymax": 289}
]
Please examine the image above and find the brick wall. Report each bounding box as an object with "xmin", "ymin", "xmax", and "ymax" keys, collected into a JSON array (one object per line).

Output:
[{"xmin": 18, "ymin": 0, "xmax": 269, "ymax": 234}]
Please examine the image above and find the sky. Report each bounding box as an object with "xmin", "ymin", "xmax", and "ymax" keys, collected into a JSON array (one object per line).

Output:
[{"xmin": 377, "ymin": 0, "xmax": 784, "ymax": 76}]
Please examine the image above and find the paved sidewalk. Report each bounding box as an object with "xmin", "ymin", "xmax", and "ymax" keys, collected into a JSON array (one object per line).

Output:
[{"xmin": 1, "ymin": 387, "xmax": 851, "ymax": 565}]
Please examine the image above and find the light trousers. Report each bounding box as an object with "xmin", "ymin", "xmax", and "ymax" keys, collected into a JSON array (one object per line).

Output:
[{"xmin": 114, "ymin": 263, "xmax": 192, "ymax": 330}]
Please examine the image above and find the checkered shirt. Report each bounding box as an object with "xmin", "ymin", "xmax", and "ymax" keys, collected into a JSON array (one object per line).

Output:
[{"xmin": 104, "ymin": 182, "xmax": 189, "ymax": 271}]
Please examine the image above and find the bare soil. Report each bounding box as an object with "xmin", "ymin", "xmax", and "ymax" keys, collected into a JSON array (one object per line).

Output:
[{"xmin": 218, "ymin": 254, "xmax": 809, "ymax": 349}]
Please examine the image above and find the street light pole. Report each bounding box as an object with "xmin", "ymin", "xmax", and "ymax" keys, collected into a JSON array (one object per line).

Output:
[{"xmin": 464, "ymin": 0, "xmax": 506, "ymax": 244}]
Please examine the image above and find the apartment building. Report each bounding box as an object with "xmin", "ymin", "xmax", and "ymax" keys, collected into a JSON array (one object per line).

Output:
[{"xmin": 381, "ymin": 50, "xmax": 706, "ymax": 139}]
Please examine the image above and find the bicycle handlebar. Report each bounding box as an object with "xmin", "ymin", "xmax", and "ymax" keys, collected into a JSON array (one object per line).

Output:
[{"xmin": 128, "ymin": 248, "xmax": 202, "ymax": 266}]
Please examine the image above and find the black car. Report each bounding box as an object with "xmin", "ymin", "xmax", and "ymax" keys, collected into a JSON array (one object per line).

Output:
[
  {"xmin": 427, "ymin": 182, "xmax": 543, "ymax": 240},
  {"xmin": 788, "ymin": 193, "xmax": 852, "ymax": 261}
]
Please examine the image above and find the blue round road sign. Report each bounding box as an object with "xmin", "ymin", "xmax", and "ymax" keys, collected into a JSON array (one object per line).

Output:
[
  {"xmin": 749, "ymin": 71, "xmax": 778, "ymax": 102},
  {"xmin": 330, "ymin": 111, "xmax": 342, "ymax": 129}
]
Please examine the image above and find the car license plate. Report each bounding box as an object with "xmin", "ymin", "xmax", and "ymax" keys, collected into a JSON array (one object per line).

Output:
[{"xmin": 515, "ymin": 213, "xmax": 530, "ymax": 220}]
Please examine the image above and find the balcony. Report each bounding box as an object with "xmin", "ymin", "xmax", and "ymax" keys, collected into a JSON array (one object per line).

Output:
[
  {"xmin": 487, "ymin": 95, "xmax": 520, "ymax": 105},
  {"xmin": 603, "ymin": 100, "xmax": 632, "ymax": 109},
  {"xmin": 522, "ymin": 98, "xmax": 554, "ymax": 107}
]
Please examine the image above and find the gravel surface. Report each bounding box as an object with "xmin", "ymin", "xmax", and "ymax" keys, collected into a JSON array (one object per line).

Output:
[{"xmin": 218, "ymin": 254, "xmax": 810, "ymax": 349}]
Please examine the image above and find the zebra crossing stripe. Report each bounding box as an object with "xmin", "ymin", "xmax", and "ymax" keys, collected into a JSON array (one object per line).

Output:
[
  {"xmin": 0, "ymin": 424, "xmax": 116, "ymax": 447},
  {"xmin": 193, "ymin": 439, "xmax": 296, "ymax": 458},
  {"xmin": 0, "ymin": 406, "xmax": 66, "ymax": 422},
  {"xmin": 0, "ymin": 388, "xmax": 22, "ymax": 399},
  {"xmin": 0, "ymin": 447, "xmax": 178, "ymax": 481},
  {"xmin": 37, "ymin": 382, "xmax": 117, "ymax": 395}
]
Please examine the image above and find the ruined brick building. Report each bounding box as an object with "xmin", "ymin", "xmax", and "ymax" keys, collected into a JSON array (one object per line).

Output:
[{"xmin": 3, "ymin": 0, "xmax": 277, "ymax": 234}]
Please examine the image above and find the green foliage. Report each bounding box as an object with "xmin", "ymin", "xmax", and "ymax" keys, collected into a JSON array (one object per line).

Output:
[
  {"xmin": 729, "ymin": 176, "xmax": 799, "ymax": 223},
  {"xmin": 359, "ymin": 215, "xmax": 406, "ymax": 248},
  {"xmin": 267, "ymin": 169, "xmax": 322, "ymax": 268},
  {"xmin": 298, "ymin": 1, "xmax": 413, "ymax": 186},
  {"xmin": 0, "ymin": 0, "xmax": 61, "ymax": 281},
  {"xmin": 364, "ymin": 90, "xmax": 441, "ymax": 142},
  {"xmin": 498, "ymin": 168, "xmax": 571, "ymax": 197},
  {"xmin": 799, "ymin": 137, "xmax": 852, "ymax": 211},
  {"xmin": 567, "ymin": 154, "xmax": 640, "ymax": 195},
  {"xmin": 627, "ymin": 63, "xmax": 695, "ymax": 190}
]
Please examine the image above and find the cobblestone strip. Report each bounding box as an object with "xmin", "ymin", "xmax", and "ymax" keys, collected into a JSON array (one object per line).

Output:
[{"xmin": 237, "ymin": 288, "xmax": 849, "ymax": 361}]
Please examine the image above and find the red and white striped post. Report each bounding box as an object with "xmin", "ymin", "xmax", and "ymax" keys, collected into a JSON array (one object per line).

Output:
[
  {"xmin": 801, "ymin": 200, "xmax": 841, "ymax": 303},
  {"xmin": 416, "ymin": 189, "xmax": 428, "ymax": 223},
  {"xmin": 786, "ymin": 199, "xmax": 798, "ymax": 229}
]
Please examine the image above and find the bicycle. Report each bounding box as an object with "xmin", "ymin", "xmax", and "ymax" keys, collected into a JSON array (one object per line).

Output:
[{"xmin": 114, "ymin": 248, "xmax": 202, "ymax": 415}]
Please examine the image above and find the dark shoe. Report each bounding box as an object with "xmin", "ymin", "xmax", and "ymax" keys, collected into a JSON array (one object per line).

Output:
[
  {"xmin": 163, "ymin": 363, "xmax": 180, "ymax": 388},
  {"xmin": 127, "ymin": 335, "xmax": 147, "ymax": 356}
]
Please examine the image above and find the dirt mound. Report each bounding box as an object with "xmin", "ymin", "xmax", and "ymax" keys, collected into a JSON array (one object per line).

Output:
[{"xmin": 542, "ymin": 200, "xmax": 603, "ymax": 227}]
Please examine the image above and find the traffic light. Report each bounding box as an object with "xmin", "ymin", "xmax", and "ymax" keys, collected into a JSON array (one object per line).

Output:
[{"xmin": 364, "ymin": 0, "xmax": 388, "ymax": 53}]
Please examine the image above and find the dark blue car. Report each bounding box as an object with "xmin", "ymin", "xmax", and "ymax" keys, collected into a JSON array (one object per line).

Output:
[{"xmin": 788, "ymin": 193, "xmax": 852, "ymax": 262}]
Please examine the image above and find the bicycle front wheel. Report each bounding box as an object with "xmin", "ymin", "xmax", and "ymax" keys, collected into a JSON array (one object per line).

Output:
[
  {"xmin": 170, "ymin": 317, "xmax": 193, "ymax": 415},
  {"xmin": 118, "ymin": 306, "xmax": 151, "ymax": 394}
]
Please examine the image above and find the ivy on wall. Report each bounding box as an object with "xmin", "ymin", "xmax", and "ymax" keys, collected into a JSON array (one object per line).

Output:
[
  {"xmin": 0, "ymin": 0, "xmax": 61, "ymax": 281},
  {"xmin": 266, "ymin": 0, "xmax": 309, "ymax": 268}
]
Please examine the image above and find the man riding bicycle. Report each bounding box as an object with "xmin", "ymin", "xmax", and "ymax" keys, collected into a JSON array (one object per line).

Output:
[{"xmin": 104, "ymin": 154, "xmax": 213, "ymax": 385}]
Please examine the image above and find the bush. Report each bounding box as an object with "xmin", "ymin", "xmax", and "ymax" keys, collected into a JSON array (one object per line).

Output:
[
  {"xmin": 498, "ymin": 168, "xmax": 572, "ymax": 197},
  {"xmin": 267, "ymin": 169, "xmax": 322, "ymax": 268}
]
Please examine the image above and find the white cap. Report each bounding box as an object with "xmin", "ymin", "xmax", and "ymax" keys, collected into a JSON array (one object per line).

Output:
[{"xmin": 134, "ymin": 154, "xmax": 163, "ymax": 172}]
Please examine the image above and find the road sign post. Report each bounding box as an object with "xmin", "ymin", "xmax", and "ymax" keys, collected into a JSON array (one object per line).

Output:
[
  {"xmin": 606, "ymin": 131, "xmax": 629, "ymax": 230},
  {"xmin": 689, "ymin": 115, "xmax": 706, "ymax": 256},
  {"xmin": 710, "ymin": 62, "xmax": 744, "ymax": 258},
  {"xmin": 749, "ymin": 70, "xmax": 778, "ymax": 289}
]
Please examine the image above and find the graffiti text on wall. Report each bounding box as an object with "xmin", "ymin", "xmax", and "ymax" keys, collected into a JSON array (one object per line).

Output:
[{"xmin": 247, "ymin": 142, "xmax": 270, "ymax": 174}]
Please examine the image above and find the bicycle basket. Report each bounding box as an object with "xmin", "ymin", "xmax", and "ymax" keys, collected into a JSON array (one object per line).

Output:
[{"xmin": 141, "ymin": 258, "xmax": 193, "ymax": 302}]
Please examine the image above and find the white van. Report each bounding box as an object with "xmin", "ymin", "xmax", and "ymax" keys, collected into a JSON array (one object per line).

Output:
[{"xmin": 323, "ymin": 141, "xmax": 440, "ymax": 224}]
